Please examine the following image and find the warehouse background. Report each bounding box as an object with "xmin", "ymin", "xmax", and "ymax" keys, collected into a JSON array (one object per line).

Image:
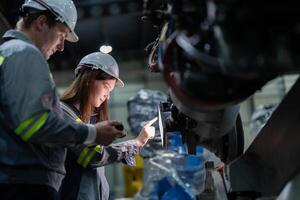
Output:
[{"xmin": 0, "ymin": 1, "xmax": 298, "ymax": 199}]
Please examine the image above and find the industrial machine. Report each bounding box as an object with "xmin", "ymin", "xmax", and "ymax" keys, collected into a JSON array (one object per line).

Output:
[{"xmin": 141, "ymin": 0, "xmax": 300, "ymax": 199}]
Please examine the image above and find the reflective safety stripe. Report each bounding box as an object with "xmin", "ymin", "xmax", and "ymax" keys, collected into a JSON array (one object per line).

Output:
[
  {"xmin": 0, "ymin": 56, "xmax": 5, "ymax": 65},
  {"xmin": 77, "ymin": 147, "xmax": 89, "ymax": 165},
  {"xmin": 75, "ymin": 118, "xmax": 82, "ymax": 123},
  {"xmin": 15, "ymin": 113, "xmax": 49, "ymax": 141},
  {"xmin": 77, "ymin": 145, "xmax": 102, "ymax": 168},
  {"xmin": 15, "ymin": 115, "xmax": 36, "ymax": 135},
  {"xmin": 82, "ymin": 145, "xmax": 102, "ymax": 168},
  {"xmin": 21, "ymin": 113, "xmax": 49, "ymax": 141}
]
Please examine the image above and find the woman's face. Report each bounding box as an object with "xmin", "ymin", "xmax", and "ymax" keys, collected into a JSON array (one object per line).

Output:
[{"xmin": 90, "ymin": 79, "xmax": 116, "ymax": 108}]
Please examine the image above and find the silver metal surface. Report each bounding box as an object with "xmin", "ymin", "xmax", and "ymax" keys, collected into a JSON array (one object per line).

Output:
[
  {"xmin": 158, "ymin": 105, "xmax": 164, "ymax": 147},
  {"xmin": 228, "ymin": 77, "xmax": 300, "ymax": 197}
]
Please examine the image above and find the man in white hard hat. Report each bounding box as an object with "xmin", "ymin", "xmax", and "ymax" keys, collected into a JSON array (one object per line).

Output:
[{"xmin": 0, "ymin": 0, "xmax": 126, "ymax": 199}]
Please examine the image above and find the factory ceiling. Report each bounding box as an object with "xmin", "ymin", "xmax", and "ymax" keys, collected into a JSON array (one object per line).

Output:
[{"xmin": 0, "ymin": 0, "xmax": 158, "ymax": 70}]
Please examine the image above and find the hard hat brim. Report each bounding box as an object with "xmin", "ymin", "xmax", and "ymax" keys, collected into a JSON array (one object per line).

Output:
[
  {"xmin": 67, "ymin": 30, "xmax": 79, "ymax": 42},
  {"xmin": 116, "ymin": 78, "xmax": 124, "ymax": 87},
  {"xmin": 100, "ymin": 67, "xmax": 124, "ymax": 87}
]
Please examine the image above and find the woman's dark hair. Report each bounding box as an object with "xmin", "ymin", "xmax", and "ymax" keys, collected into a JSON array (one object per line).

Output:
[{"xmin": 61, "ymin": 69, "xmax": 115, "ymax": 123}]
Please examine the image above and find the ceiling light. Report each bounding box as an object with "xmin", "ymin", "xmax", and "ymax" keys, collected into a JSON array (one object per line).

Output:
[{"xmin": 100, "ymin": 45, "xmax": 113, "ymax": 54}]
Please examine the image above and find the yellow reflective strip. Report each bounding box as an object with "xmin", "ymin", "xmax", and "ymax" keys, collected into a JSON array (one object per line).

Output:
[
  {"xmin": 82, "ymin": 150, "xmax": 96, "ymax": 168},
  {"xmin": 15, "ymin": 115, "xmax": 36, "ymax": 135},
  {"xmin": 94, "ymin": 145, "xmax": 102, "ymax": 153},
  {"xmin": 82, "ymin": 145, "xmax": 102, "ymax": 168},
  {"xmin": 77, "ymin": 147, "xmax": 89, "ymax": 165},
  {"xmin": 0, "ymin": 56, "xmax": 5, "ymax": 65},
  {"xmin": 21, "ymin": 113, "xmax": 49, "ymax": 141},
  {"xmin": 75, "ymin": 118, "xmax": 82, "ymax": 123}
]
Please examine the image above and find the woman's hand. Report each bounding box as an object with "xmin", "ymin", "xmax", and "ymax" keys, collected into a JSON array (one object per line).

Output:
[{"xmin": 135, "ymin": 117, "xmax": 158, "ymax": 148}]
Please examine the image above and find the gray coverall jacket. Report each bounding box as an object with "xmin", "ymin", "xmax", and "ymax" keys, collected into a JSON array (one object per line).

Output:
[
  {"xmin": 0, "ymin": 30, "xmax": 96, "ymax": 191},
  {"xmin": 59, "ymin": 102, "xmax": 140, "ymax": 200}
]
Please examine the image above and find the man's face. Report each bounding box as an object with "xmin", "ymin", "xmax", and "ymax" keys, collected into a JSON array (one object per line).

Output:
[{"xmin": 38, "ymin": 21, "xmax": 69, "ymax": 60}]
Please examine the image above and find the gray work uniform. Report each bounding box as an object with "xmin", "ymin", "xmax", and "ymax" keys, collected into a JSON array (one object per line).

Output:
[
  {"xmin": 60, "ymin": 102, "xmax": 140, "ymax": 200},
  {"xmin": 0, "ymin": 30, "xmax": 96, "ymax": 191}
]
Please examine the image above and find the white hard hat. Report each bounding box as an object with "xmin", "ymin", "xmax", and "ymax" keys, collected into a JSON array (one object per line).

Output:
[
  {"xmin": 22, "ymin": 0, "xmax": 79, "ymax": 42},
  {"xmin": 75, "ymin": 52, "xmax": 125, "ymax": 87}
]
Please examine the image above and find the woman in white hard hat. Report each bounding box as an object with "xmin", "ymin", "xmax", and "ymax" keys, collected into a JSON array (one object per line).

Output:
[{"xmin": 59, "ymin": 52, "xmax": 157, "ymax": 200}]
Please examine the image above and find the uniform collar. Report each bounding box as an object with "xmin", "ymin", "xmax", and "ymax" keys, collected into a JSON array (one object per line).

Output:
[{"xmin": 2, "ymin": 29, "xmax": 34, "ymax": 45}]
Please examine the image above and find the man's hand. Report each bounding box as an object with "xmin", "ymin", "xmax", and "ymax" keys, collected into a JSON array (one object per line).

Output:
[
  {"xmin": 135, "ymin": 117, "xmax": 158, "ymax": 148},
  {"xmin": 94, "ymin": 120, "xmax": 127, "ymax": 146}
]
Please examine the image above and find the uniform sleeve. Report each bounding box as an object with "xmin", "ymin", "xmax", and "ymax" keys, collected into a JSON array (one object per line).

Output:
[
  {"xmin": 69, "ymin": 140, "xmax": 141, "ymax": 169},
  {"xmin": 1, "ymin": 48, "xmax": 92, "ymax": 146}
]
